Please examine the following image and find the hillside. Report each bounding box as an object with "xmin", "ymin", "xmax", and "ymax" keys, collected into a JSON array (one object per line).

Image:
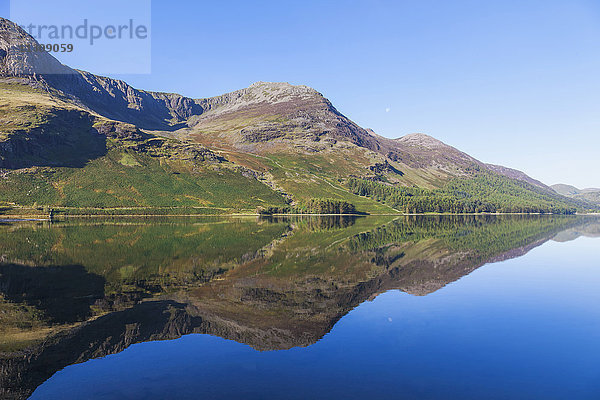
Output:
[
  {"xmin": 0, "ymin": 81, "xmax": 288, "ymax": 212},
  {"xmin": 551, "ymin": 184, "xmax": 600, "ymax": 207},
  {"xmin": 0, "ymin": 17, "xmax": 591, "ymax": 215}
]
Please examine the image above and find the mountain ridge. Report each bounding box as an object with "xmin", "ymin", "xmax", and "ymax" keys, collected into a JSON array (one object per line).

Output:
[
  {"xmin": 0, "ymin": 17, "xmax": 547, "ymax": 185},
  {"xmin": 0, "ymin": 17, "xmax": 592, "ymax": 214}
]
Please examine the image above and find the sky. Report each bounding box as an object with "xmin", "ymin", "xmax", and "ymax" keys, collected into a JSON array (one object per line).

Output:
[{"xmin": 1, "ymin": 0, "xmax": 599, "ymax": 188}]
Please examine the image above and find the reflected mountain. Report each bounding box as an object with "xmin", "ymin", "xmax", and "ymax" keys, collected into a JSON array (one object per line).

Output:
[
  {"xmin": 0, "ymin": 215, "xmax": 597, "ymax": 399},
  {"xmin": 552, "ymin": 217, "xmax": 600, "ymax": 242}
]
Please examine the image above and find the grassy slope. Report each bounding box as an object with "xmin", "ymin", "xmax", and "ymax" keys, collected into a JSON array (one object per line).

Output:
[
  {"xmin": 0, "ymin": 82, "xmax": 586, "ymax": 215},
  {"xmin": 264, "ymin": 153, "xmax": 398, "ymax": 213},
  {"xmin": 0, "ymin": 82, "xmax": 288, "ymax": 212},
  {"xmin": 0, "ymin": 82, "xmax": 61, "ymax": 136},
  {"xmin": 181, "ymin": 103, "xmax": 571, "ymax": 214},
  {"xmin": 576, "ymin": 191, "xmax": 600, "ymax": 206},
  {"xmin": 0, "ymin": 150, "xmax": 288, "ymax": 211},
  {"xmin": 181, "ymin": 101, "xmax": 440, "ymax": 214},
  {"xmin": 0, "ymin": 151, "xmax": 287, "ymax": 211},
  {"xmin": 207, "ymin": 147, "xmax": 399, "ymax": 214}
]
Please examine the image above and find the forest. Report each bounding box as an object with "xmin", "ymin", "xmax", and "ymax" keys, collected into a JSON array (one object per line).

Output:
[
  {"xmin": 346, "ymin": 173, "xmax": 579, "ymax": 214},
  {"xmin": 257, "ymin": 198, "xmax": 357, "ymax": 215}
]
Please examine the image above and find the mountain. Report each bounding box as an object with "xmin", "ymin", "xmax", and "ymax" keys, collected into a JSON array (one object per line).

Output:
[
  {"xmin": 553, "ymin": 217, "xmax": 600, "ymax": 242},
  {"xmin": 0, "ymin": 17, "xmax": 591, "ymax": 215},
  {"xmin": 486, "ymin": 164, "xmax": 547, "ymax": 189},
  {"xmin": 551, "ymin": 184, "xmax": 600, "ymax": 196},
  {"xmin": 551, "ymin": 184, "xmax": 600, "ymax": 207},
  {"xmin": 551, "ymin": 184, "xmax": 583, "ymax": 196}
]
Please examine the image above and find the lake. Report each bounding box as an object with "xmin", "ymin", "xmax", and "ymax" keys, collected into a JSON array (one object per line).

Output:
[{"xmin": 0, "ymin": 215, "xmax": 599, "ymax": 399}]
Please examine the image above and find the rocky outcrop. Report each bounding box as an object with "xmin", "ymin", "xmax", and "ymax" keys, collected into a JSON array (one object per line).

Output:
[
  {"xmin": 0, "ymin": 19, "xmax": 72, "ymax": 76},
  {"xmin": 0, "ymin": 18, "xmax": 205, "ymax": 130},
  {"xmin": 189, "ymin": 81, "xmax": 383, "ymax": 152},
  {"xmin": 369, "ymin": 160, "xmax": 404, "ymax": 175}
]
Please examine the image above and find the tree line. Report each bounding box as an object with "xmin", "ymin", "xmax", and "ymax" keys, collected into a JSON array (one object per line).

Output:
[
  {"xmin": 347, "ymin": 174, "xmax": 577, "ymax": 214},
  {"xmin": 257, "ymin": 198, "xmax": 357, "ymax": 215}
]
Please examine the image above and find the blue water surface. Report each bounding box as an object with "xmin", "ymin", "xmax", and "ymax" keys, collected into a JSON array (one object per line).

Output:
[{"xmin": 30, "ymin": 237, "xmax": 600, "ymax": 400}]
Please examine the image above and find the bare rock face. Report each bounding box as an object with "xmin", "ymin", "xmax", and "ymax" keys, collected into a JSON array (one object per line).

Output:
[
  {"xmin": 395, "ymin": 132, "xmax": 448, "ymax": 148},
  {"xmin": 0, "ymin": 18, "xmax": 204, "ymax": 130},
  {"xmin": 197, "ymin": 81, "xmax": 324, "ymax": 114},
  {"xmin": 0, "ymin": 18, "xmax": 73, "ymax": 76},
  {"xmin": 60, "ymin": 71, "xmax": 207, "ymax": 129},
  {"xmin": 190, "ymin": 81, "xmax": 382, "ymax": 152},
  {"xmin": 369, "ymin": 160, "xmax": 404, "ymax": 175}
]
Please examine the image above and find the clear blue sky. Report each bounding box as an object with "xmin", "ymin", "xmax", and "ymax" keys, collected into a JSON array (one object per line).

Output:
[{"xmin": 2, "ymin": 0, "xmax": 599, "ymax": 188}]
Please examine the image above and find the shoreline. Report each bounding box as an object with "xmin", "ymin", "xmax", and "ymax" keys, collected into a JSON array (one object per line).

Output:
[{"xmin": 1, "ymin": 212, "xmax": 596, "ymax": 221}]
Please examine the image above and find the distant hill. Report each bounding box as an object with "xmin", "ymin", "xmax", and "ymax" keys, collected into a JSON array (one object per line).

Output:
[
  {"xmin": 551, "ymin": 184, "xmax": 600, "ymax": 207},
  {"xmin": 0, "ymin": 17, "xmax": 593, "ymax": 215}
]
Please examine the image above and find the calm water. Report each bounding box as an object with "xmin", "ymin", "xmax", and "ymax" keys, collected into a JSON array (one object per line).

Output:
[{"xmin": 0, "ymin": 215, "xmax": 599, "ymax": 399}]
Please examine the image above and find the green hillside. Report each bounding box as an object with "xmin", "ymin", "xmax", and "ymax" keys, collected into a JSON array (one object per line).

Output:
[
  {"xmin": 0, "ymin": 82, "xmax": 290, "ymax": 213},
  {"xmin": 0, "ymin": 14, "xmax": 592, "ymax": 216},
  {"xmin": 551, "ymin": 184, "xmax": 600, "ymax": 207},
  {"xmin": 347, "ymin": 173, "xmax": 588, "ymax": 214}
]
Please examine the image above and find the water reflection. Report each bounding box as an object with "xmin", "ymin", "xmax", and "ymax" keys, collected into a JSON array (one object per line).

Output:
[{"xmin": 0, "ymin": 215, "xmax": 597, "ymax": 399}]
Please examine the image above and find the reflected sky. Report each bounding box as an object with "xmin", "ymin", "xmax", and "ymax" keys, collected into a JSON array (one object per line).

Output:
[{"xmin": 29, "ymin": 235, "xmax": 600, "ymax": 400}]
